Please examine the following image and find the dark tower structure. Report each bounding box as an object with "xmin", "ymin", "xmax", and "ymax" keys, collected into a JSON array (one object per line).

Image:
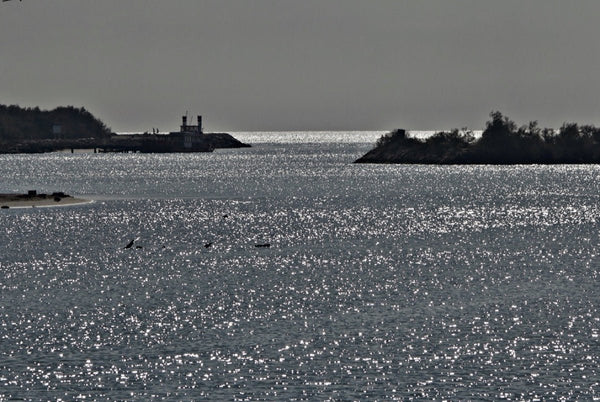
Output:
[
  {"xmin": 178, "ymin": 113, "xmax": 203, "ymax": 134},
  {"xmin": 181, "ymin": 115, "xmax": 188, "ymax": 133}
]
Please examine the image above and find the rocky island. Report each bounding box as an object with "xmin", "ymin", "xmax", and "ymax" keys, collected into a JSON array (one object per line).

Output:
[
  {"xmin": 356, "ymin": 112, "xmax": 600, "ymax": 164},
  {"xmin": 0, "ymin": 105, "xmax": 250, "ymax": 153}
]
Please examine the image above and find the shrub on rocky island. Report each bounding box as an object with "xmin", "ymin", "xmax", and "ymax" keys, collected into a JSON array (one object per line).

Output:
[{"xmin": 356, "ymin": 112, "xmax": 600, "ymax": 164}]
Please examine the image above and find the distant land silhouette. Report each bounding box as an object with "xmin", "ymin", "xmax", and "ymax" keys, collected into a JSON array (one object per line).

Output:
[
  {"xmin": 356, "ymin": 112, "xmax": 600, "ymax": 164},
  {"xmin": 0, "ymin": 104, "xmax": 111, "ymax": 142},
  {"xmin": 0, "ymin": 104, "xmax": 248, "ymax": 153}
]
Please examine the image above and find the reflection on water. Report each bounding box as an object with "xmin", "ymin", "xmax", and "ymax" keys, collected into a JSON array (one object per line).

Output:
[{"xmin": 1, "ymin": 133, "xmax": 600, "ymax": 399}]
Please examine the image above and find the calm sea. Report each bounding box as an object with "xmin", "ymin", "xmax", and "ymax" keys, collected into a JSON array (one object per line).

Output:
[{"xmin": 1, "ymin": 131, "xmax": 600, "ymax": 399}]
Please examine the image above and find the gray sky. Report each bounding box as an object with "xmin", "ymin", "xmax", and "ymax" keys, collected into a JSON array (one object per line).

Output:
[{"xmin": 1, "ymin": 0, "xmax": 599, "ymax": 132}]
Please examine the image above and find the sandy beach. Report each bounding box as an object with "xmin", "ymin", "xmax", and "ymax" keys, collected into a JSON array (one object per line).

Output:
[{"xmin": 0, "ymin": 193, "xmax": 90, "ymax": 209}]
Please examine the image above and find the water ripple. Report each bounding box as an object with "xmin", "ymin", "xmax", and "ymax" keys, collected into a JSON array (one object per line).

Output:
[{"xmin": 1, "ymin": 144, "xmax": 600, "ymax": 399}]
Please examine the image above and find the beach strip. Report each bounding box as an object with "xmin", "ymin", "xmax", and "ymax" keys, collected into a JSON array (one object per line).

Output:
[{"xmin": 0, "ymin": 194, "xmax": 91, "ymax": 209}]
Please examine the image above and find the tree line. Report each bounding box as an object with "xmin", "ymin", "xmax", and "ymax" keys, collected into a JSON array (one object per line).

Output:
[
  {"xmin": 0, "ymin": 104, "xmax": 112, "ymax": 141},
  {"xmin": 367, "ymin": 112, "xmax": 600, "ymax": 164}
]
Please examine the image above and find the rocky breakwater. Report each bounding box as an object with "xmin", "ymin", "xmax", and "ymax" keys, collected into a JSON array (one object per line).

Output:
[
  {"xmin": 0, "ymin": 133, "xmax": 251, "ymax": 154},
  {"xmin": 0, "ymin": 138, "xmax": 103, "ymax": 153},
  {"xmin": 204, "ymin": 133, "xmax": 252, "ymax": 150},
  {"xmin": 102, "ymin": 132, "xmax": 250, "ymax": 153}
]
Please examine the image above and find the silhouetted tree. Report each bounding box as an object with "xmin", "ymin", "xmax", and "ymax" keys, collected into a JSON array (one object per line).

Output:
[{"xmin": 0, "ymin": 104, "xmax": 111, "ymax": 141}]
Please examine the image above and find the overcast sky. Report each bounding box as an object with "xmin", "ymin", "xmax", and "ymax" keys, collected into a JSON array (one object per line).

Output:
[{"xmin": 1, "ymin": 0, "xmax": 599, "ymax": 132}]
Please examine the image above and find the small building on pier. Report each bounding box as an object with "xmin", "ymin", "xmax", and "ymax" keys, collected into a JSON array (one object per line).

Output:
[
  {"xmin": 178, "ymin": 115, "xmax": 203, "ymax": 134},
  {"xmin": 170, "ymin": 115, "xmax": 204, "ymax": 150}
]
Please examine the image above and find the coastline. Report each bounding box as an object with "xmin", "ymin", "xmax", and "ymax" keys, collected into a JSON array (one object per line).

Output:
[{"xmin": 356, "ymin": 113, "xmax": 600, "ymax": 165}]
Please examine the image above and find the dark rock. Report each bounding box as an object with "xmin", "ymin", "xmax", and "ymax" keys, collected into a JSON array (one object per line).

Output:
[{"xmin": 203, "ymin": 133, "xmax": 251, "ymax": 149}]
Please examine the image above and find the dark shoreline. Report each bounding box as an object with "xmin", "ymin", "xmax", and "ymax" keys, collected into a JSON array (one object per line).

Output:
[
  {"xmin": 356, "ymin": 112, "xmax": 600, "ymax": 165},
  {"xmin": 0, "ymin": 104, "xmax": 250, "ymax": 154},
  {"xmin": 0, "ymin": 133, "xmax": 250, "ymax": 154}
]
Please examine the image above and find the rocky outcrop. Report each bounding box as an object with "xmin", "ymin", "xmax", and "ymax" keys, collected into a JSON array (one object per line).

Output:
[{"xmin": 355, "ymin": 129, "xmax": 473, "ymax": 164}]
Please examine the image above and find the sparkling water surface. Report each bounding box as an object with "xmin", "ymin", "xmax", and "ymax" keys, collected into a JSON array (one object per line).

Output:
[{"xmin": 1, "ymin": 131, "xmax": 600, "ymax": 399}]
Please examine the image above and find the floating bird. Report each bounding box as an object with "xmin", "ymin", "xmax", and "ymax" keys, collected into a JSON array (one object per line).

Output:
[
  {"xmin": 124, "ymin": 239, "xmax": 135, "ymax": 249},
  {"xmin": 255, "ymin": 243, "xmax": 270, "ymax": 248},
  {"xmin": 204, "ymin": 242, "xmax": 213, "ymax": 248}
]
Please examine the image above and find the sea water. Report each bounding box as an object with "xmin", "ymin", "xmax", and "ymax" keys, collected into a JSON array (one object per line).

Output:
[{"xmin": 1, "ymin": 131, "xmax": 600, "ymax": 399}]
